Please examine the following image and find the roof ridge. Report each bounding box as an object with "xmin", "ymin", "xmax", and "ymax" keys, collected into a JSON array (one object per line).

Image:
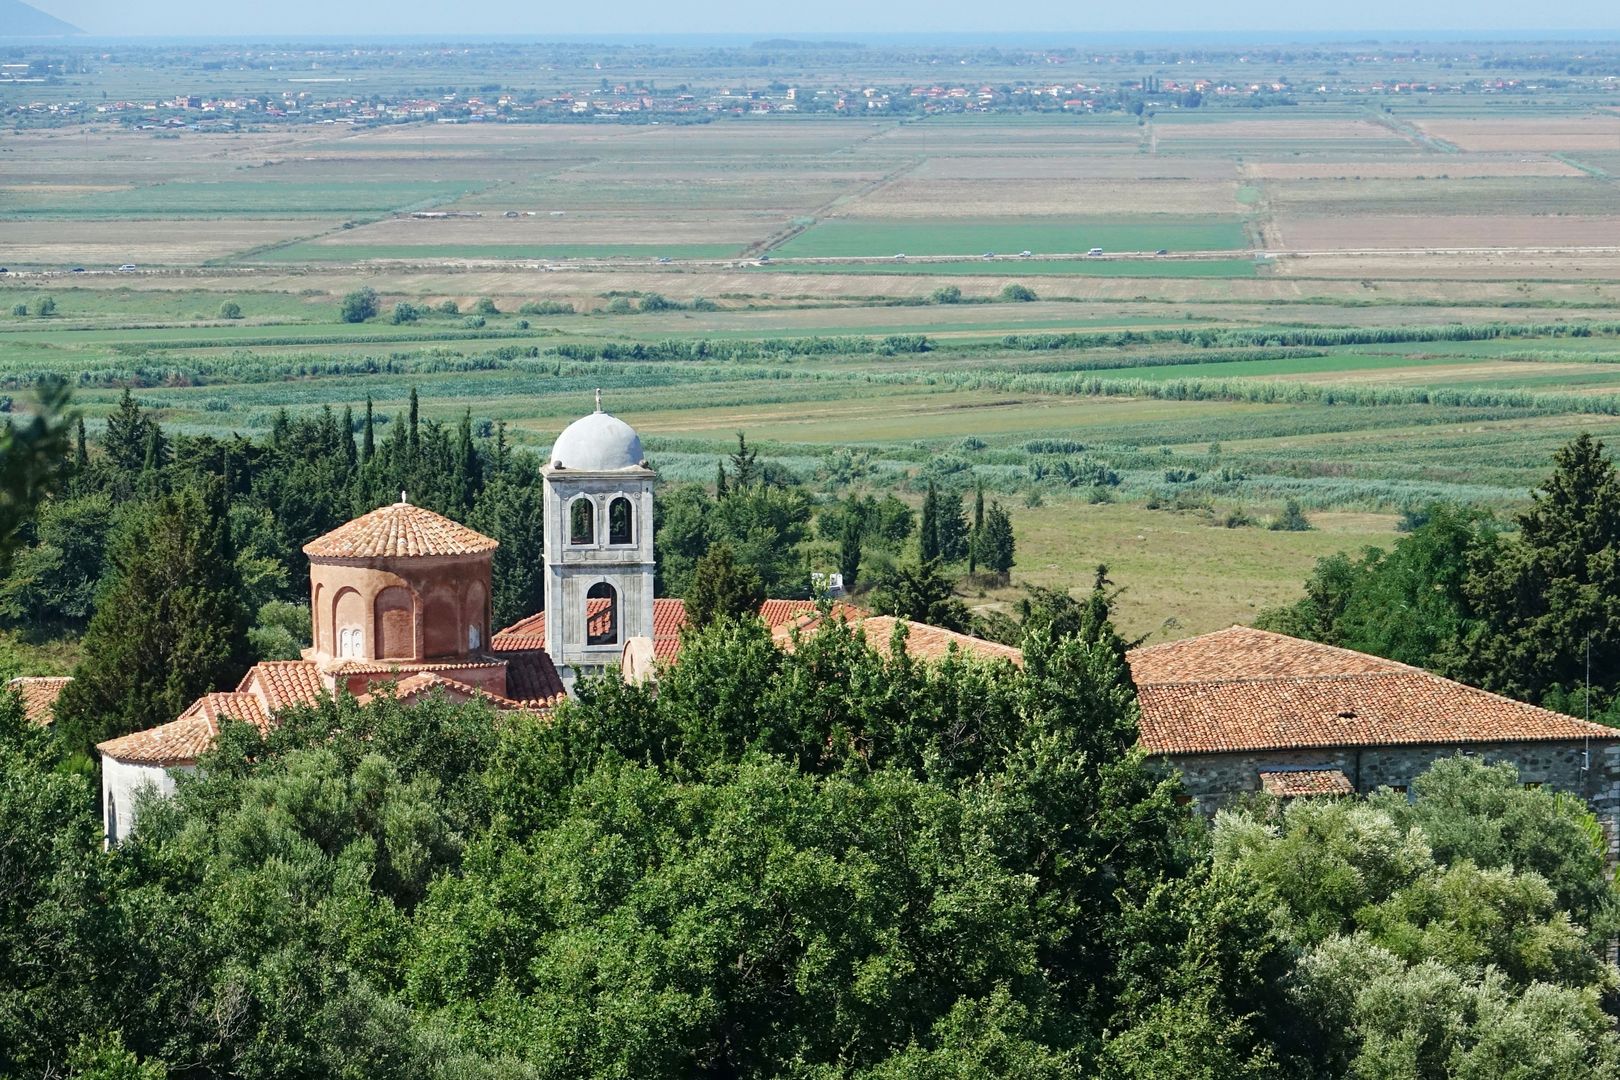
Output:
[{"xmin": 1129, "ymin": 625, "xmax": 1426, "ymax": 672}]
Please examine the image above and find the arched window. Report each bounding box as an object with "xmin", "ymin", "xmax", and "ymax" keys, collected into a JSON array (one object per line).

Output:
[
  {"xmin": 608, "ymin": 496, "xmax": 634, "ymax": 546},
  {"xmin": 586, "ymin": 582, "xmax": 618, "ymax": 646},
  {"xmin": 106, "ymin": 791, "xmax": 119, "ymax": 847},
  {"xmin": 338, "ymin": 626, "xmax": 363, "ymax": 658},
  {"xmin": 570, "ymin": 497, "xmax": 595, "ymax": 545},
  {"xmin": 468, "ymin": 624, "xmax": 482, "ymax": 651}
]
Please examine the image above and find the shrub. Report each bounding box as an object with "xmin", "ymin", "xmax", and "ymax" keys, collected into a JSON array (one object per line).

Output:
[
  {"xmin": 518, "ymin": 300, "xmax": 575, "ymax": 315},
  {"xmin": 474, "ymin": 297, "xmax": 499, "ymax": 315},
  {"xmin": 10, "ymin": 304, "xmax": 27, "ymax": 317},
  {"xmin": 217, "ymin": 301, "xmax": 243, "ymax": 320},
  {"xmin": 1270, "ymin": 499, "xmax": 1313, "ymax": 531},
  {"xmin": 437, "ymin": 299, "xmax": 460, "ymax": 316},
  {"xmin": 1000, "ymin": 283, "xmax": 1038, "ymax": 302},
  {"xmin": 516, "ymin": 319, "xmax": 530, "ymax": 330},
  {"xmin": 462, "ymin": 315, "xmax": 486, "ymax": 329},
  {"xmin": 604, "ymin": 298, "xmax": 634, "ymax": 314},
  {"xmin": 691, "ymin": 297, "xmax": 719, "ymax": 311},
  {"xmin": 339, "ymin": 288, "xmax": 378, "ymax": 323},
  {"xmin": 34, "ymin": 296, "xmax": 56, "ymax": 316},
  {"xmin": 1163, "ymin": 468, "xmax": 1199, "ymax": 484},
  {"xmin": 931, "ymin": 285, "xmax": 963, "ymax": 305},
  {"xmin": 639, "ymin": 293, "xmax": 679, "ymax": 313},
  {"xmin": 1223, "ymin": 507, "xmax": 1256, "ymax": 528},
  {"xmin": 390, "ymin": 302, "xmax": 419, "ymax": 324}
]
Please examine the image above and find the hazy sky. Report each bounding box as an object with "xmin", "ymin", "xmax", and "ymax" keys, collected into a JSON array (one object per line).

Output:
[{"xmin": 27, "ymin": 0, "xmax": 1620, "ymax": 38}]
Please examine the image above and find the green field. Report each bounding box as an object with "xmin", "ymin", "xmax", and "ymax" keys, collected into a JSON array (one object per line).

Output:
[
  {"xmin": 773, "ymin": 218, "xmax": 1252, "ymax": 258},
  {"xmin": 0, "ymin": 181, "xmax": 484, "ymax": 217},
  {"xmin": 758, "ymin": 258, "xmax": 1260, "ymax": 277}
]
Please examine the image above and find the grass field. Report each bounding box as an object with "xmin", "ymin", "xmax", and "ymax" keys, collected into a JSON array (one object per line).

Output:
[
  {"xmin": 9, "ymin": 107, "xmax": 1620, "ymax": 637},
  {"xmin": 773, "ymin": 218, "xmax": 1251, "ymax": 258}
]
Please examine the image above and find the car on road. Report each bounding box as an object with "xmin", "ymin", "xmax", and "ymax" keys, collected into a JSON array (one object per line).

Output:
[
  {"xmin": 982, "ymin": 251, "xmax": 995, "ymax": 259},
  {"xmin": 117, "ymin": 264, "xmax": 138, "ymax": 272},
  {"xmin": 757, "ymin": 255, "xmax": 771, "ymax": 264},
  {"xmin": 894, "ymin": 253, "xmax": 906, "ymax": 260},
  {"xmin": 655, "ymin": 256, "xmax": 672, "ymax": 264},
  {"xmin": 70, "ymin": 267, "xmax": 85, "ymax": 273},
  {"xmin": 1087, "ymin": 247, "xmax": 1104, "ymax": 256},
  {"xmin": 1154, "ymin": 249, "xmax": 1169, "ymax": 256},
  {"xmin": 1019, "ymin": 250, "xmax": 1032, "ymax": 258},
  {"xmin": 0, "ymin": 268, "xmax": 8, "ymax": 274}
]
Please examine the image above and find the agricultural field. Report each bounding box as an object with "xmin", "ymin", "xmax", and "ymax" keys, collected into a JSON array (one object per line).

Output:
[{"xmin": 7, "ymin": 96, "xmax": 1620, "ymax": 637}]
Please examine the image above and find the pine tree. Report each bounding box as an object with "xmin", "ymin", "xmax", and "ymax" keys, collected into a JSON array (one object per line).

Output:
[
  {"xmin": 100, "ymin": 388, "xmax": 155, "ymax": 486},
  {"xmin": 407, "ymin": 387, "xmax": 421, "ymax": 467},
  {"xmin": 687, "ymin": 543, "xmax": 766, "ymax": 629},
  {"xmin": 935, "ymin": 487, "xmax": 970, "ymax": 563},
  {"xmin": 980, "ymin": 500, "xmax": 1016, "ymax": 579},
  {"xmin": 73, "ymin": 416, "xmax": 88, "ymax": 476},
  {"xmin": 53, "ymin": 480, "xmax": 251, "ymax": 754},
  {"xmin": 715, "ymin": 460, "xmax": 730, "ymax": 499},
  {"xmin": 729, "ymin": 432, "xmax": 759, "ymax": 490},
  {"xmin": 1460, "ymin": 433, "xmax": 1620, "ymax": 706}
]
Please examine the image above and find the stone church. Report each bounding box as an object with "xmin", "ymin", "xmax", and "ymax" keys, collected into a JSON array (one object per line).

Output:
[{"xmin": 9, "ymin": 397, "xmax": 1618, "ymax": 847}]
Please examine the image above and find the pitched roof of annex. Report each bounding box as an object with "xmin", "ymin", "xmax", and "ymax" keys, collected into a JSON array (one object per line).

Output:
[
  {"xmin": 97, "ymin": 692, "xmax": 271, "ymax": 766},
  {"xmin": 7, "ymin": 676, "xmax": 72, "ymax": 726},
  {"xmin": 303, "ymin": 500, "xmax": 498, "ymax": 560},
  {"xmin": 1126, "ymin": 626, "xmax": 1616, "ymax": 755}
]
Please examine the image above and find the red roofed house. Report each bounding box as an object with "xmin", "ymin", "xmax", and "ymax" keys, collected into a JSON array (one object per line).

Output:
[{"xmin": 1127, "ymin": 626, "xmax": 1620, "ymax": 826}]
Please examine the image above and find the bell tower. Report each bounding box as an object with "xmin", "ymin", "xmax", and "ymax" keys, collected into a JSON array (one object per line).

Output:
[{"xmin": 541, "ymin": 392, "xmax": 656, "ymax": 691}]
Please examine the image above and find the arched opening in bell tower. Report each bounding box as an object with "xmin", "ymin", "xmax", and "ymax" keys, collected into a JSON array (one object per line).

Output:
[
  {"xmin": 569, "ymin": 497, "xmax": 595, "ymax": 545},
  {"xmin": 608, "ymin": 496, "xmax": 634, "ymax": 546},
  {"xmin": 585, "ymin": 581, "xmax": 619, "ymax": 645}
]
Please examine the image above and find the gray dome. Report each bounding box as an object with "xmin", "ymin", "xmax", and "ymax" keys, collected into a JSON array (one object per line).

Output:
[{"xmin": 549, "ymin": 410, "xmax": 645, "ymax": 471}]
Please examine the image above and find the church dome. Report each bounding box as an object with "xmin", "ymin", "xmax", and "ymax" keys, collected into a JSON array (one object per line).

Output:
[{"xmin": 549, "ymin": 400, "xmax": 646, "ymax": 472}]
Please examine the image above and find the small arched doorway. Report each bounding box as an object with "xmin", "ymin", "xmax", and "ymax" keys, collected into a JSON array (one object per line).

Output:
[{"xmin": 586, "ymin": 581, "xmax": 618, "ymax": 646}]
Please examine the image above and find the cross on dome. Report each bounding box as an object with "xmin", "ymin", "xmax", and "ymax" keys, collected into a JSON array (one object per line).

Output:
[{"xmin": 595, "ymin": 388, "xmax": 603, "ymax": 413}]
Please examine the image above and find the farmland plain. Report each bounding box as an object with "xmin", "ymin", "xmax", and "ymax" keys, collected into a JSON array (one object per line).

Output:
[{"xmin": 7, "ymin": 103, "xmax": 1620, "ymax": 637}]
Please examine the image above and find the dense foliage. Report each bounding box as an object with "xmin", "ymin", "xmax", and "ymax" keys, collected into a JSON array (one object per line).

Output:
[{"xmin": 6, "ymin": 605, "xmax": 1619, "ymax": 1078}]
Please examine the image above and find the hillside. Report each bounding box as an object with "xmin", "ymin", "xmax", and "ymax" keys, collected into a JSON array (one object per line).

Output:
[{"xmin": 0, "ymin": 0, "xmax": 81, "ymax": 36}]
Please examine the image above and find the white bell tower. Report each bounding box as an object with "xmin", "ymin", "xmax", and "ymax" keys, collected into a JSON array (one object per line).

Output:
[{"xmin": 541, "ymin": 392, "xmax": 655, "ymax": 691}]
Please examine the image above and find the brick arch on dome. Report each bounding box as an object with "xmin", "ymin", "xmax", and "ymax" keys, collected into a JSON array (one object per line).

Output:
[
  {"xmin": 374, "ymin": 586, "xmax": 415, "ymax": 660},
  {"xmin": 333, "ymin": 586, "xmax": 367, "ymax": 659}
]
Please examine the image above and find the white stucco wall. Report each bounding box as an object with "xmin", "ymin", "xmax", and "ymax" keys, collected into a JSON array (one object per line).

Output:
[{"xmin": 102, "ymin": 756, "xmax": 189, "ymax": 846}]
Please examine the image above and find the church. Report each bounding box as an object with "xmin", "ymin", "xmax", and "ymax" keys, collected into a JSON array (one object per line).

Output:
[{"xmin": 10, "ymin": 396, "xmax": 1618, "ymax": 848}]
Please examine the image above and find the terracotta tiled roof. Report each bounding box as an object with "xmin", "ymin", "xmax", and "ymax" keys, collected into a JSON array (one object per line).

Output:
[
  {"xmin": 494, "ymin": 598, "xmax": 864, "ymax": 655},
  {"xmin": 236, "ymin": 661, "xmax": 324, "ymax": 711},
  {"xmin": 1134, "ymin": 667, "xmax": 1617, "ymax": 755},
  {"xmin": 824, "ymin": 616, "xmax": 1025, "ymax": 667},
  {"xmin": 325, "ymin": 658, "xmax": 508, "ymax": 677},
  {"xmin": 497, "ymin": 649, "xmax": 567, "ymax": 706},
  {"xmin": 491, "ymin": 609, "xmax": 547, "ymax": 651},
  {"xmin": 1260, "ymin": 769, "xmax": 1355, "ymax": 797},
  {"xmin": 356, "ymin": 671, "xmax": 554, "ymax": 713},
  {"xmin": 97, "ymin": 693, "xmax": 270, "ymax": 766},
  {"xmin": 7, "ymin": 676, "xmax": 71, "ymax": 726},
  {"xmin": 303, "ymin": 501, "xmax": 498, "ymax": 560},
  {"xmin": 1128, "ymin": 625, "xmax": 1411, "ymax": 687}
]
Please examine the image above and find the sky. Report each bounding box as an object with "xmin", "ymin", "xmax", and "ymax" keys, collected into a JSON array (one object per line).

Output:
[{"xmin": 23, "ymin": 0, "xmax": 1620, "ymax": 39}]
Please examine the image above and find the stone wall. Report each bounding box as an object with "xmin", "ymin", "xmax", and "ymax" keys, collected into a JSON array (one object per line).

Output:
[{"xmin": 1160, "ymin": 740, "xmax": 1620, "ymax": 848}]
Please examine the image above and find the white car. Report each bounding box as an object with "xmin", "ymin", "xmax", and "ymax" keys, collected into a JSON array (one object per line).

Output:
[
  {"xmin": 1087, "ymin": 247, "xmax": 1104, "ymax": 257},
  {"xmin": 117, "ymin": 264, "xmax": 137, "ymax": 272}
]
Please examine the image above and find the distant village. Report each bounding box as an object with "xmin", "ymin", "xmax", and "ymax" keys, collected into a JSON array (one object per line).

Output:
[{"xmin": 5, "ymin": 45, "xmax": 1617, "ymax": 128}]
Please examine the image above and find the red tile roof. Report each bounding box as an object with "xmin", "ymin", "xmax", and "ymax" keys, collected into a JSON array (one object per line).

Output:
[
  {"xmin": 796, "ymin": 615, "xmax": 1023, "ymax": 667},
  {"xmin": 1129, "ymin": 625, "xmax": 1410, "ymax": 686},
  {"xmin": 1127, "ymin": 627, "xmax": 1616, "ymax": 755},
  {"xmin": 497, "ymin": 649, "xmax": 567, "ymax": 707},
  {"xmin": 7, "ymin": 676, "xmax": 71, "ymax": 726},
  {"xmin": 493, "ymin": 598, "xmax": 865, "ymax": 655},
  {"xmin": 236, "ymin": 660, "xmax": 324, "ymax": 711},
  {"xmin": 303, "ymin": 501, "xmax": 498, "ymax": 560},
  {"xmin": 97, "ymin": 693, "xmax": 270, "ymax": 766},
  {"xmin": 1260, "ymin": 769, "xmax": 1354, "ymax": 797}
]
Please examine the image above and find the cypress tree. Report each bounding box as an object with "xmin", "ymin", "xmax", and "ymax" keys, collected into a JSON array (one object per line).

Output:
[
  {"xmin": 715, "ymin": 461, "xmax": 729, "ymax": 499},
  {"xmin": 54, "ymin": 480, "xmax": 251, "ymax": 754},
  {"xmin": 980, "ymin": 500, "xmax": 1016, "ymax": 580},
  {"xmin": 969, "ymin": 483, "xmax": 985, "ymax": 575},
  {"xmin": 920, "ymin": 482, "xmax": 939, "ymax": 562},
  {"xmin": 838, "ymin": 513, "xmax": 863, "ymax": 592},
  {"xmin": 408, "ymin": 387, "xmax": 421, "ymax": 467},
  {"xmin": 452, "ymin": 409, "xmax": 481, "ymax": 517},
  {"xmin": 341, "ymin": 405, "xmax": 357, "ymax": 470},
  {"xmin": 73, "ymin": 416, "xmax": 88, "ymax": 476},
  {"xmin": 361, "ymin": 397, "xmax": 376, "ymax": 463}
]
